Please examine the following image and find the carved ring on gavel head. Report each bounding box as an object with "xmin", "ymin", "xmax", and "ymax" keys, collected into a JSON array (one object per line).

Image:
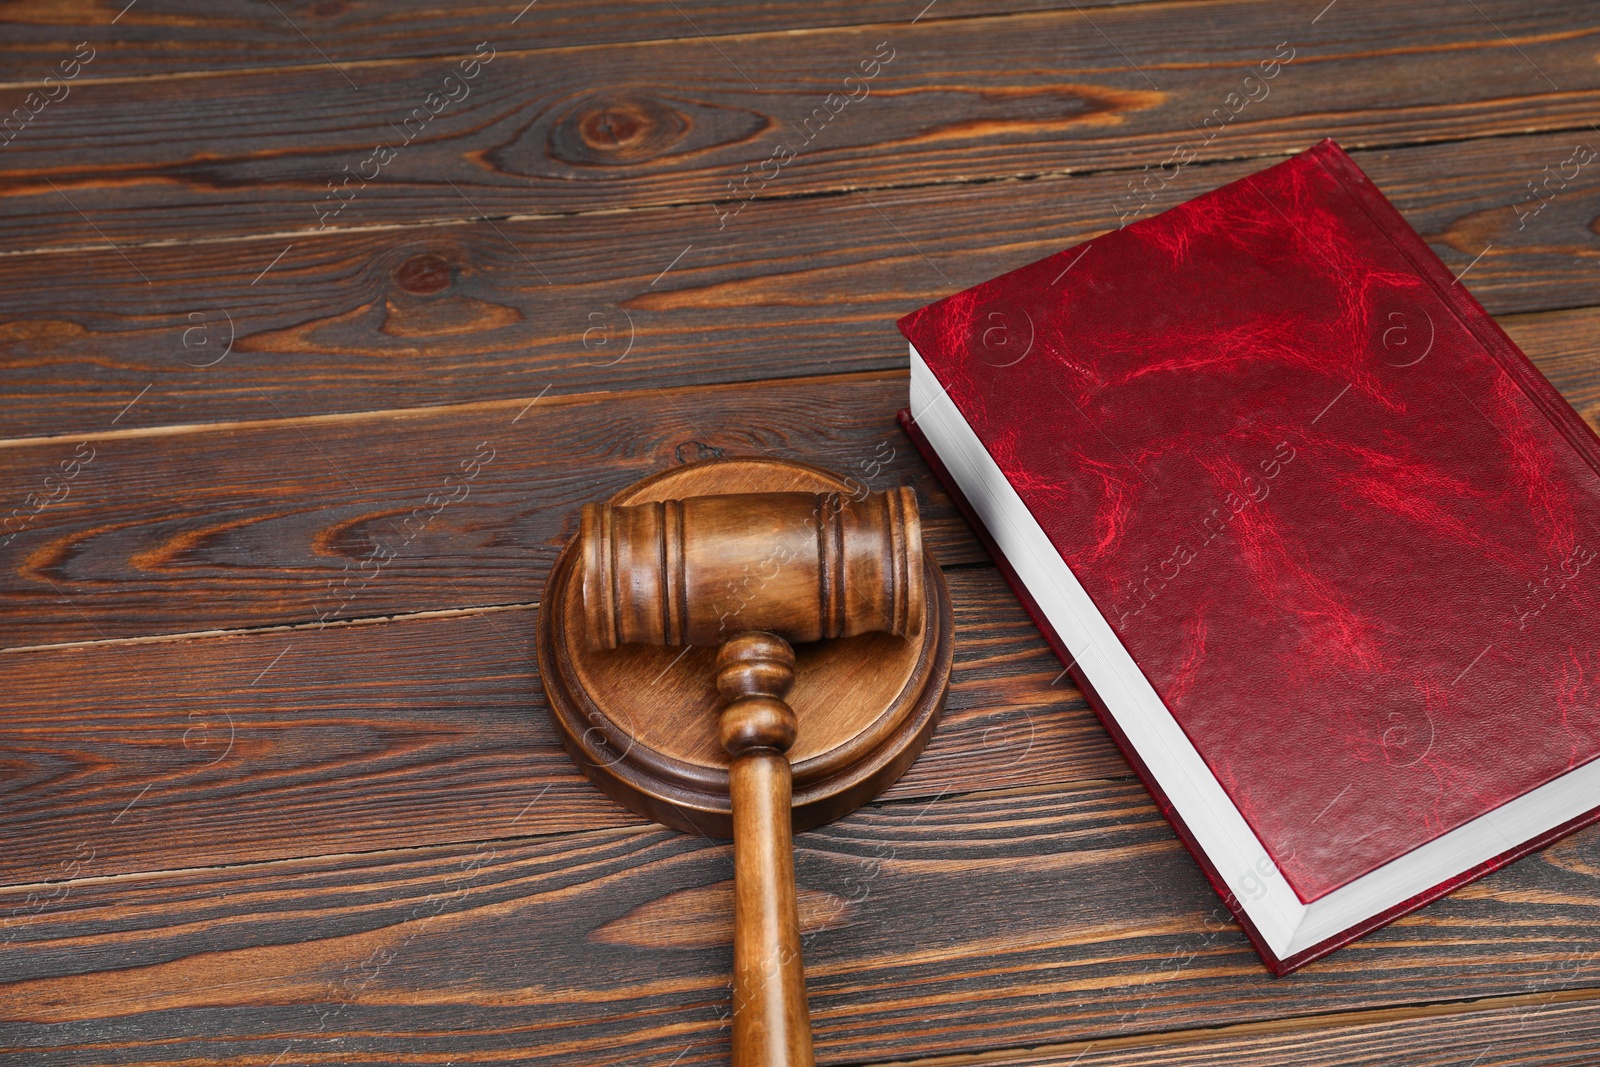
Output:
[
  {"xmin": 580, "ymin": 488, "xmax": 924, "ymax": 650},
  {"xmin": 537, "ymin": 458, "xmax": 953, "ymax": 1067}
]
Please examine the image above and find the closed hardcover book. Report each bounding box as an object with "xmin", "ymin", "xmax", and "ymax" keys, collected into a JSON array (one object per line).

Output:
[{"xmin": 897, "ymin": 139, "xmax": 1600, "ymax": 973}]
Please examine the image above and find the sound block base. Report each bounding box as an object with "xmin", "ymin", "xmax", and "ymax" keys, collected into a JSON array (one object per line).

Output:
[{"xmin": 536, "ymin": 457, "xmax": 954, "ymax": 836}]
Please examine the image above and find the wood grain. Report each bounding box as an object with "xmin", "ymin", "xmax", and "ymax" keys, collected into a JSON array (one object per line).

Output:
[
  {"xmin": 0, "ymin": 0, "xmax": 1174, "ymax": 79},
  {"xmin": 886, "ymin": 995, "xmax": 1600, "ymax": 1066},
  {"xmin": 1, "ymin": 132, "xmax": 1597, "ymax": 439},
  {"xmin": 1501, "ymin": 306, "xmax": 1600, "ymax": 430},
  {"xmin": 0, "ymin": 566, "xmax": 1117, "ymax": 886},
  {"xmin": 0, "ymin": 372, "xmax": 984, "ymax": 647},
  {"xmin": 2, "ymin": 780, "xmax": 1597, "ymax": 1065},
  {"xmin": 0, "ymin": 1, "xmax": 1594, "ymax": 251}
]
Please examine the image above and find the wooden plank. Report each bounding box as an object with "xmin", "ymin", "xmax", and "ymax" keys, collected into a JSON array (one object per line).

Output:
[
  {"xmin": 2, "ymin": 780, "xmax": 1598, "ymax": 1065},
  {"xmin": 0, "ymin": 371, "xmax": 998, "ymax": 647},
  {"xmin": 5, "ymin": 291, "xmax": 1600, "ymax": 648},
  {"xmin": 0, "ymin": 566, "xmax": 1122, "ymax": 886},
  {"xmin": 1, "ymin": 133, "xmax": 1598, "ymax": 439},
  {"xmin": 0, "ymin": 1, "xmax": 1595, "ymax": 250},
  {"xmin": 881, "ymin": 995, "xmax": 1600, "ymax": 1066},
  {"xmin": 0, "ymin": 0, "xmax": 1171, "ymax": 79}
]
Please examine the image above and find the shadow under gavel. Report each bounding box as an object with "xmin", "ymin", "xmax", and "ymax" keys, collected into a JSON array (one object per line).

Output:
[{"xmin": 580, "ymin": 489, "xmax": 924, "ymax": 1067}]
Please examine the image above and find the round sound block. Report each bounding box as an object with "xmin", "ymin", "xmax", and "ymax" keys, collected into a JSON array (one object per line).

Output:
[{"xmin": 537, "ymin": 457, "xmax": 954, "ymax": 837}]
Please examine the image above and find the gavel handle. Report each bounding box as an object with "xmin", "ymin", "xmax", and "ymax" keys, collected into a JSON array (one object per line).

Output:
[
  {"xmin": 730, "ymin": 750, "xmax": 813, "ymax": 1066},
  {"xmin": 716, "ymin": 633, "xmax": 816, "ymax": 1067}
]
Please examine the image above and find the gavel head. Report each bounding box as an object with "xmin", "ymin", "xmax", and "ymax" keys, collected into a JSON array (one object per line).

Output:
[{"xmin": 581, "ymin": 488, "xmax": 924, "ymax": 649}]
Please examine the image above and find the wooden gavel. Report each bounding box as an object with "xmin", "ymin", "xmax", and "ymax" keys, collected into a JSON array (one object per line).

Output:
[{"xmin": 579, "ymin": 489, "xmax": 924, "ymax": 1067}]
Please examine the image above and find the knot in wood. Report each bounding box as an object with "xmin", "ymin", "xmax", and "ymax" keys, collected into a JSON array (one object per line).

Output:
[
  {"xmin": 395, "ymin": 253, "xmax": 454, "ymax": 295},
  {"xmin": 550, "ymin": 94, "xmax": 688, "ymax": 167}
]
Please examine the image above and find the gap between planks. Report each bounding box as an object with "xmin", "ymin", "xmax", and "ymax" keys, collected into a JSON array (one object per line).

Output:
[
  {"xmin": 0, "ymin": 366, "xmax": 906, "ymax": 452},
  {"xmin": 0, "ymin": 600, "xmax": 540, "ymax": 655},
  {"xmin": 0, "ymin": 556, "xmax": 1008, "ymax": 654}
]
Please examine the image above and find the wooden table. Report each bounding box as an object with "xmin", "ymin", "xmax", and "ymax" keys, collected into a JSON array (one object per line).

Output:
[{"xmin": 3, "ymin": 2, "xmax": 1598, "ymax": 1064}]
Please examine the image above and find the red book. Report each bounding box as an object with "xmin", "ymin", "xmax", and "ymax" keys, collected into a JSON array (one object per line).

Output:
[{"xmin": 898, "ymin": 139, "xmax": 1600, "ymax": 974}]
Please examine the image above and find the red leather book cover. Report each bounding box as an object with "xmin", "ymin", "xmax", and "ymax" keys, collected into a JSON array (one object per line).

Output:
[
  {"xmin": 900, "ymin": 408, "xmax": 1600, "ymax": 974},
  {"xmin": 897, "ymin": 139, "xmax": 1600, "ymax": 968}
]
